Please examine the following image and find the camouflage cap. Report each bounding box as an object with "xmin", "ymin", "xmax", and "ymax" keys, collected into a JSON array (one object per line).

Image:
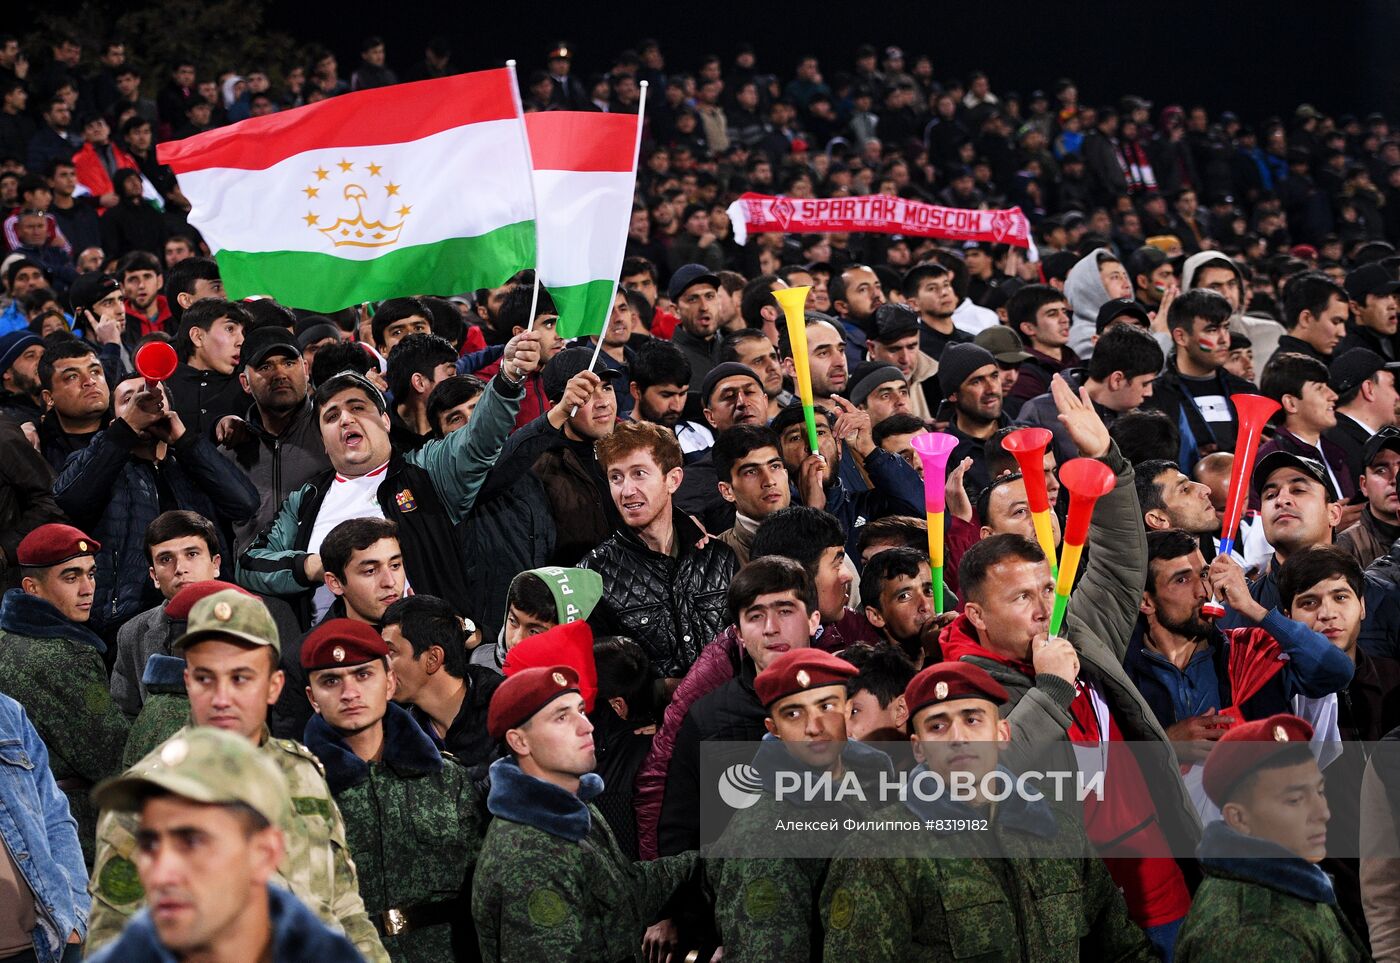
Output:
[
  {"xmin": 92, "ymin": 727, "xmax": 291, "ymax": 827},
  {"xmin": 173, "ymin": 588, "xmax": 281, "ymax": 655}
]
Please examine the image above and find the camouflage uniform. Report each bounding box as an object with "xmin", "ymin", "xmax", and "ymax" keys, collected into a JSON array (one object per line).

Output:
[
  {"xmin": 820, "ymin": 766, "xmax": 1152, "ymax": 962},
  {"xmin": 306, "ymin": 703, "xmax": 485, "ymax": 963},
  {"xmin": 121, "ymin": 653, "xmax": 190, "ymax": 768},
  {"xmin": 86, "ymin": 726, "xmax": 366, "ymax": 963},
  {"xmin": 472, "ymin": 756, "xmax": 699, "ymax": 962},
  {"xmin": 0, "ymin": 589, "xmax": 130, "ymax": 866},
  {"xmin": 706, "ymin": 738, "xmax": 895, "ymax": 962},
  {"xmin": 1175, "ymin": 821, "xmax": 1371, "ymax": 963},
  {"xmin": 87, "ymin": 724, "xmax": 391, "ymax": 963}
]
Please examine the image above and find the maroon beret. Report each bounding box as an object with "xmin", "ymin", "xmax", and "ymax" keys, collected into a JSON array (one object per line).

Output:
[
  {"xmin": 904, "ymin": 661, "xmax": 1009, "ymax": 721},
  {"xmin": 16, "ymin": 524, "xmax": 100, "ymax": 568},
  {"xmin": 487, "ymin": 665, "xmax": 581, "ymax": 740},
  {"xmin": 1202, "ymin": 713, "xmax": 1315, "ymax": 808},
  {"xmin": 165, "ymin": 580, "xmax": 251, "ymax": 621},
  {"xmin": 754, "ymin": 649, "xmax": 858, "ymax": 709},
  {"xmin": 301, "ymin": 618, "xmax": 388, "ymax": 672}
]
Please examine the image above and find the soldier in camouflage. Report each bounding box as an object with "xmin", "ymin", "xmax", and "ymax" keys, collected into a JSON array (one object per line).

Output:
[
  {"xmin": 707, "ymin": 648, "xmax": 894, "ymax": 962},
  {"xmin": 472, "ymin": 664, "xmax": 701, "ymax": 962},
  {"xmin": 85, "ymin": 727, "xmax": 364, "ymax": 962},
  {"xmin": 302, "ymin": 616, "xmax": 484, "ymax": 962},
  {"xmin": 84, "ymin": 587, "xmax": 391, "ymax": 963},
  {"xmin": 1176, "ymin": 714, "xmax": 1371, "ymax": 962},
  {"xmin": 118, "ymin": 581, "xmax": 242, "ymax": 767},
  {"xmin": 122, "ymin": 653, "xmax": 191, "ymax": 768},
  {"xmin": 0, "ymin": 524, "xmax": 130, "ymax": 867},
  {"xmin": 821, "ymin": 662, "xmax": 1152, "ymax": 962}
]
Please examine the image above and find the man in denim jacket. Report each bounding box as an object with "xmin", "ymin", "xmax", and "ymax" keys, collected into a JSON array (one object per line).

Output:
[{"xmin": 0, "ymin": 692, "xmax": 88, "ymax": 962}]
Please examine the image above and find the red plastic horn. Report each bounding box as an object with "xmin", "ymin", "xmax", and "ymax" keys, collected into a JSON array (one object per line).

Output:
[
  {"xmin": 1001, "ymin": 427, "xmax": 1058, "ymax": 568},
  {"xmin": 1201, "ymin": 393, "xmax": 1281, "ymax": 619},
  {"xmin": 134, "ymin": 341, "xmax": 178, "ymax": 393},
  {"xmin": 1048, "ymin": 458, "xmax": 1116, "ymax": 636}
]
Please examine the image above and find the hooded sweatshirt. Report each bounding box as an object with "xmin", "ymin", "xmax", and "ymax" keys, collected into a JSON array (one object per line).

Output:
[
  {"xmin": 1066, "ymin": 248, "xmax": 1118, "ymax": 358},
  {"xmin": 470, "ymin": 566, "xmax": 604, "ymax": 672},
  {"xmin": 1181, "ymin": 250, "xmax": 1283, "ymax": 381}
]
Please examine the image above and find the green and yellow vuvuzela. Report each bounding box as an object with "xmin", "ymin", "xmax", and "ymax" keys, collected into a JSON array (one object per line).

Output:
[{"xmin": 157, "ymin": 69, "xmax": 536, "ymax": 312}]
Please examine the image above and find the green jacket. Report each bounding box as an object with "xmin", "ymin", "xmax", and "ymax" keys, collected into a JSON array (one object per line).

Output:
[
  {"xmin": 1176, "ymin": 822, "xmax": 1372, "ymax": 963},
  {"xmin": 236, "ymin": 374, "xmax": 521, "ymax": 609},
  {"xmin": 706, "ymin": 737, "xmax": 895, "ymax": 962},
  {"xmin": 821, "ymin": 770, "xmax": 1151, "ymax": 963},
  {"xmin": 121, "ymin": 654, "xmax": 188, "ymax": 768},
  {"xmin": 941, "ymin": 444, "xmax": 1202, "ymax": 852},
  {"xmin": 88, "ymin": 724, "xmax": 390, "ymax": 963},
  {"xmin": 472, "ymin": 757, "xmax": 699, "ymax": 962},
  {"xmin": 305, "ymin": 704, "xmax": 484, "ymax": 963},
  {"xmin": 0, "ymin": 589, "xmax": 131, "ymax": 866}
]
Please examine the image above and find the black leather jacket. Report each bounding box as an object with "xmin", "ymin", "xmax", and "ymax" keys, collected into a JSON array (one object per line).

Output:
[{"xmin": 580, "ymin": 510, "xmax": 737, "ymax": 679}]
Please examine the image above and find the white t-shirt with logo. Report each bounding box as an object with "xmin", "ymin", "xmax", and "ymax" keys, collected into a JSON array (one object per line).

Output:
[{"xmin": 308, "ymin": 463, "xmax": 389, "ymax": 622}]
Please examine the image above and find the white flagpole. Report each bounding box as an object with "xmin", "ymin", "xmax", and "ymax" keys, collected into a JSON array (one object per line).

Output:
[
  {"xmin": 573, "ymin": 80, "xmax": 647, "ymax": 415},
  {"xmin": 505, "ymin": 60, "xmax": 543, "ymax": 331}
]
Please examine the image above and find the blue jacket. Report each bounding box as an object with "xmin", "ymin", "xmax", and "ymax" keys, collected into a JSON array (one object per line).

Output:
[
  {"xmin": 820, "ymin": 446, "xmax": 925, "ymax": 563},
  {"xmin": 1236, "ymin": 555, "xmax": 1400, "ymax": 662},
  {"xmin": 52, "ymin": 417, "xmax": 259, "ymax": 633},
  {"xmin": 85, "ymin": 884, "xmax": 362, "ymax": 963},
  {"xmin": 1125, "ymin": 608, "xmax": 1355, "ymax": 730},
  {"xmin": 0, "ymin": 301, "xmax": 26, "ymax": 337},
  {"xmin": 0, "ymin": 693, "xmax": 89, "ymax": 963}
]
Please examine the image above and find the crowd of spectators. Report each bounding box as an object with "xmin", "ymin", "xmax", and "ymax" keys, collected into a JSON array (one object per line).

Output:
[{"xmin": 1, "ymin": 27, "xmax": 1400, "ymax": 963}]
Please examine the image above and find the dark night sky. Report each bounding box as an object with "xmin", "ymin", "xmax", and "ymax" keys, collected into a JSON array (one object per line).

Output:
[
  {"xmin": 9, "ymin": 0, "xmax": 1399, "ymax": 122},
  {"xmin": 262, "ymin": 0, "xmax": 1400, "ymax": 125}
]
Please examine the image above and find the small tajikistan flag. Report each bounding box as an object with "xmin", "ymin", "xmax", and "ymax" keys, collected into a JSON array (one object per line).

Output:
[
  {"xmin": 158, "ymin": 69, "xmax": 537, "ymax": 312},
  {"xmin": 526, "ymin": 109, "xmax": 644, "ymax": 338}
]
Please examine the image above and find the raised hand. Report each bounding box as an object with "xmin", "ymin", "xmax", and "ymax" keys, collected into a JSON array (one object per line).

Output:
[
  {"xmin": 830, "ymin": 396, "xmax": 874, "ymax": 456},
  {"xmin": 503, "ymin": 330, "xmax": 543, "ymax": 378},
  {"xmin": 945, "ymin": 456, "xmax": 974, "ymax": 522},
  {"xmin": 1051, "ymin": 374, "xmax": 1110, "ymax": 459}
]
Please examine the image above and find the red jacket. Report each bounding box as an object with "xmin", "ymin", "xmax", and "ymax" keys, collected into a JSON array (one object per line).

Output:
[
  {"xmin": 939, "ymin": 612, "xmax": 1035, "ymax": 673},
  {"xmin": 475, "ymin": 354, "xmax": 547, "ymax": 430},
  {"xmin": 125, "ymin": 295, "xmax": 173, "ymax": 337},
  {"xmin": 72, "ymin": 142, "xmax": 138, "ymax": 201}
]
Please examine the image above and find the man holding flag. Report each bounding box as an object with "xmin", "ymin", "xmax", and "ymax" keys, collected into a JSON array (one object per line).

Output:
[{"xmin": 237, "ymin": 334, "xmax": 541, "ymax": 626}]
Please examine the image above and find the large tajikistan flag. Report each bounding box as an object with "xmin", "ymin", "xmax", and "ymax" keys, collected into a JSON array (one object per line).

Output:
[
  {"xmin": 526, "ymin": 110, "xmax": 643, "ymax": 338},
  {"xmin": 158, "ymin": 69, "xmax": 536, "ymax": 311}
]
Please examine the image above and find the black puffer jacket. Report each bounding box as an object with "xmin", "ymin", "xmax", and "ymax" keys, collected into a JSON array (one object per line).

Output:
[
  {"xmin": 581, "ymin": 510, "xmax": 737, "ymax": 679},
  {"xmin": 52, "ymin": 418, "xmax": 259, "ymax": 633},
  {"xmin": 657, "ymin": 661, "xmax": 766, "ymax": 856}
]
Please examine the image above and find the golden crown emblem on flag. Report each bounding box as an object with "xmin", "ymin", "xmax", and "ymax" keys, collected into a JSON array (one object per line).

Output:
[{"xmin": 302, "ymin": 159, "xmax": 411, "ymax": 249}]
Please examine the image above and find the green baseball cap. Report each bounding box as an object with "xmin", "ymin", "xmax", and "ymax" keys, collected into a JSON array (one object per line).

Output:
[
  {"xmin": 973, "ymin": 325, "xmax": 1032, "ymax": 364},
  {"xmin": 92, "ymin": 727, "xmax": 290, "ymax": 827},
  {"xmin": 173, "ymin": 589, "xmax": 281, "ymax": 655}
]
